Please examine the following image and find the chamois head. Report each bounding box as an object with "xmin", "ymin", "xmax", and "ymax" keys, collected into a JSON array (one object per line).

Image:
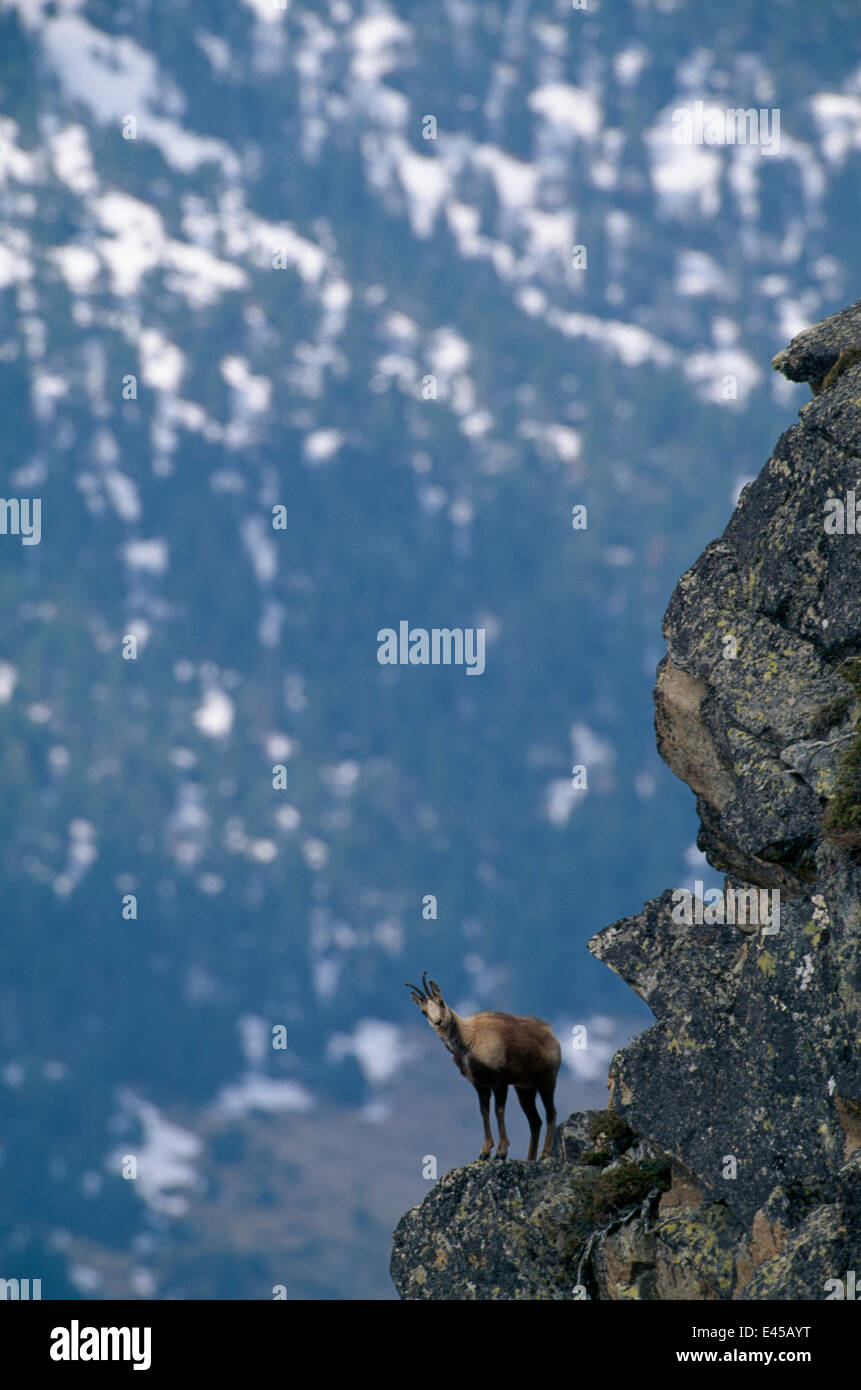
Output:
[{"xmin": 405, "ymin": 971, "xmax": 450, "ymax": 1032}]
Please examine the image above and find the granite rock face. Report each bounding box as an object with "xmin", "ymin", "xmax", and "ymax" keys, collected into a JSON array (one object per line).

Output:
[
  {"xmin": 392, "ymin": 298, "xmax": 861, "ymax": 1300},
  {"xmin": 391, "ymin": 1112, "xmax": 673, "ymax": 1300}
]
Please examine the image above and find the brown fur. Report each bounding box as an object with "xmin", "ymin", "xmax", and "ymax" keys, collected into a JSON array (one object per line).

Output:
[{"xmin": 406, "ymin": 974, "xmax": 562, "ymax": 1160}]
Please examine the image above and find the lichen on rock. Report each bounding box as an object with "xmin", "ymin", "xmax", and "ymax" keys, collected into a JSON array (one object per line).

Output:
[{"xmin": 390, "ymin": 1112, "xmax": 671, "ymax": 1300}]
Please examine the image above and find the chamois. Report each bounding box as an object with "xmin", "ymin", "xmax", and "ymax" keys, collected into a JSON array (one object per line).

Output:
[{"xmin": 406, "ymin": 972, "xmax": 561, "ymax": 1160}]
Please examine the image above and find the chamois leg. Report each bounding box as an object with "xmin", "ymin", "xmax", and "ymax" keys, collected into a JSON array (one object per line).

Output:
[
  {"xmin": 515, "ymin": 1085, "xmax": 542, "ymax": 1160},
  {"xmin": 475, "ymin": 1083, "xmax": 494, "ymax": 1159},
  {"xmin": 493, "ymin": 1083, "xmax": 510, "ymax": 1158},
  {"xmin": 537, "ymin": 1076, "xmax": 557, "ymax": 1159}
]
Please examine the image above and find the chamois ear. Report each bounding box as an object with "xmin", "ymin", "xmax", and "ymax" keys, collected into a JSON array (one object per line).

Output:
[
  {"xmin": 428, "ymin": 979, "xmax": 443, "ymax": 1000},
  {"xmin": 405, "ymin": 982, "xmax": 426, "ymax": 1005}
]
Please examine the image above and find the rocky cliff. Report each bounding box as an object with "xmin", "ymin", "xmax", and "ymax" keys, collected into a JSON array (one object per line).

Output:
[{"xmin": 391, "ymin": 296, "xmax": 861, "ymax": 1300}]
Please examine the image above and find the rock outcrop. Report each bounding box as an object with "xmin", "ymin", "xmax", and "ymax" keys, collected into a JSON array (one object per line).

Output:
[{"xmin": 392, "ymin": 297, "xmax": 861, "ymax": 1299}]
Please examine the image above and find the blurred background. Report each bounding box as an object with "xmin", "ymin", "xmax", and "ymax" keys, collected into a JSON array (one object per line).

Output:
[{"xmin": 0, "ymin": 0, "xmax": 859, "ymax": 1299}]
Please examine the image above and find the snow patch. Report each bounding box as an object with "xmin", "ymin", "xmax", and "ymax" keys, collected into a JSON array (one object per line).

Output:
[
  {"xmin": 215, "ymin": 1074, "xmax": 314, "ymax": 1119},
  {"xmin": 528, "ymin": 85, "xmax": 601, "ymax": 139},
  {"xmin": 193, "ymin": 689, "xmax": 235, "ymax": 739},
  {"xmin": 328, "ymin": 1019, "xmax": 409, "ymax": 1086}
]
